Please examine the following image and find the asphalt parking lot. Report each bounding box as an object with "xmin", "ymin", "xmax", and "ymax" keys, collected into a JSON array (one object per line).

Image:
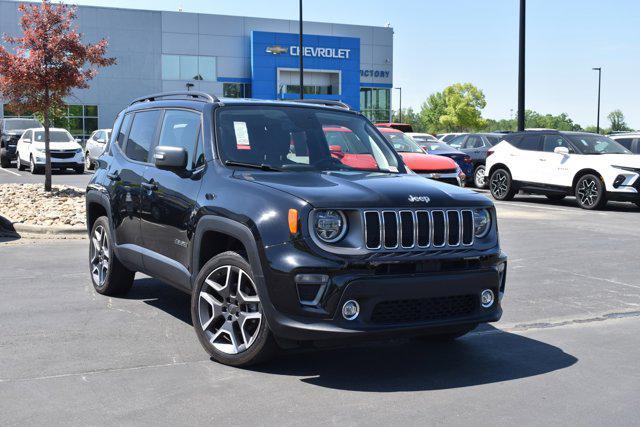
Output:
[
  {"xmin": 1, "ymin": 193, "xmax": 639, "ymax": 425},
  {"xmin": 0, "ymin": 165, "xmax": 93, "ymax": 187}
]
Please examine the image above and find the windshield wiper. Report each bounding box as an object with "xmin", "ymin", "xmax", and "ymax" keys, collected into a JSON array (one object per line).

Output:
[{"xmin": 224, "ymin": 160, "xmax": 281, "ymax": 171}]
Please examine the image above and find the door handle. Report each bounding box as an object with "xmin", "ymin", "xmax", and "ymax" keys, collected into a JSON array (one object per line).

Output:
[
  {"xmin": 107, "ymin": 171, "xmax": 120, "ymax": 181},
  {"xmin": 142, "ymin": 180, "xmax": 158, "ymax": 191},
  {"xmin": 538, "ymin": 158, "xmax": 547, "ymax": 162}
]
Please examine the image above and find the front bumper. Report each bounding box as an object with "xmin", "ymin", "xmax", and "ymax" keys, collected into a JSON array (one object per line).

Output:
[
  {"xmin": 32, "ymin": 152, "xmax": 84, "ymax": 167},
  {"xmin": 258, "ymin": 243, "xmax": 507, "ymax": 341},
  {"xmin": 417, "ymin": 171, "xmax": 463, "ymax": 187}
]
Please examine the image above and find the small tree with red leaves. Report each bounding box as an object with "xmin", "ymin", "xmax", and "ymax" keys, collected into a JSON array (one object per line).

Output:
[{"xmin": 0, "ymin": 0, "xmax": 115, "ymax": 191}]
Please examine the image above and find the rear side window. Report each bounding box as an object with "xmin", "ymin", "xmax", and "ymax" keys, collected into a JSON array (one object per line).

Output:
[
  {"xmin": 117, "ymin": 114, "xmax": 133, "ymax": 149},
  {"xmin": 125, "ymin": 110, "xmax": 161, "ymax": 162},
  {"xmin": 516, "ymin": 134, "xmax": 542, "ymax": 151},
  {"xmin": 448, "ymin": 134, "xmax": 466, "ymax": 148},
  {"xmin": 157, "ymin": 109, "xmax": 202, "ymax": 170},
  {"xmin": 465, "ymin": 135, "xmax": 484, "ymax": 148},
  {"xmin": 543, "ymin": 135, "xmax": 572, "ymax": 152},
  {"xmin": 614, "ymin": 138, "xmax": 633, "ymax": 149}
]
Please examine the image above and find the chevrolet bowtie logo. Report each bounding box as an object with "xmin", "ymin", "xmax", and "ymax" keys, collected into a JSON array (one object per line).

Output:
[{"xmin": 265, "ymin": 45, "xmax": 288, "ymax": 55}]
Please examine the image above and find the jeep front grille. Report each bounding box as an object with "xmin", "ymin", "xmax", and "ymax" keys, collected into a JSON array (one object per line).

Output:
[{"xmin": 363, "ymin": 209, "xmax": 474, "ymax": 250}]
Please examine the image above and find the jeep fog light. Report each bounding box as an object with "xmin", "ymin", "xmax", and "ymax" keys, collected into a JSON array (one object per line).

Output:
[
  {"xmin": 473, "ymin": 208, "xmax": 491, "ymax": 238},
  {"xmin": 481, "ymin": 289, "xmax": 495, "ymax": 308},
  {"xmin": 314, "ymin": 210, "xmax": 347, "ymax": 243},
  {"xmin": 342, "ymin": 300, "xmax": 360, "ymax": 320}
]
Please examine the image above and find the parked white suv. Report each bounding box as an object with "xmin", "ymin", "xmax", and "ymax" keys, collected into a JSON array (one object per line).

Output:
[
  {"xmin": 485, "ymin": 131, "xmax": 640, "ymax": 209},
  {"xmin": 84, "ymin": 129, "xmax": 111, "ymax": 170},
  {"xmin": 16, "ymin": 128, "xmax": 85, "ymax": 174}
]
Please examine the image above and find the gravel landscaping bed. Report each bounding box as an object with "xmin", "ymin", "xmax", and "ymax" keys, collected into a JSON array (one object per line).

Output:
[{"xmin": 0, "ymin": 184, "xmax": 86, "ymax": 227}]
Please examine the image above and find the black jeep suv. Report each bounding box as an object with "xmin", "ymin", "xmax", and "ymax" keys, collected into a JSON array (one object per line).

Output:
[
  {"xmin": 86, "ymin": 92, "xmax": 507, "ymax": 366},
  {"xmin": 1, "ymin": 117, "xmax": 42, "ymax": 167}
]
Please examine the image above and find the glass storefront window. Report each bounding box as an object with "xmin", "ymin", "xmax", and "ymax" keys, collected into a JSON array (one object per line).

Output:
[
  {"xmin": 360, "ymin": 88, "xmax": 391, "ymax": 122},
  {"xmin": 162, "ymin": 55, "xmax": 180, "ymax": 80},
  {"xmin": 2, "ymin": 103, "xmax": 98, "ymax": 140},
  {"xmin": 162, "ymin": 54, "xmax": 217, "ymax": 81},
  {"xmin": 223, "ymin": 83, "xmax": 251, "ymax": 98}
]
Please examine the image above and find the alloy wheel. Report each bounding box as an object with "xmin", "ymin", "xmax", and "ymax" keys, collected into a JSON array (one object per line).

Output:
[
  {"xmin": 85, "ymin": 153, "xmax": 92, "ymax": 170},
  {"xmin": 490, "ymin": 171, "xmax": 509, "ymax": 198},
  {"xmin": 29, "ymin": 157, "xmax": 36, "ymax": 174},
  {"xmin": 577, "ymin": 177, "xmax": 599, "ymax": 207},
  {"xmin": 198, "ymin": 265, "xmax": 262, "ymax": 355},
  {"xmin": 90, "ymin": 225, "xmax": 110, "ymax": 288},
  {"xmin": 475, "ymin": 167, "xmax": 486, "ymax": 187}
]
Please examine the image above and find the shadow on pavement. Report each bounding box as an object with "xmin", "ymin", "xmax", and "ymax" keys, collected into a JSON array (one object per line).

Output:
[
  {"xmin": 511, "ymin": 195, "xmax": 639, "ymax": 212},
  {"xmin": 120, "ymin": 277, "xmax": 192, "ymax": 325},
  {"xmin": 253, "ymin": 325, "xmax": 578, "ymax": 392},
  {"xmin": 125, "ymin": 277, "xmax": 578, "ymax": 392}
]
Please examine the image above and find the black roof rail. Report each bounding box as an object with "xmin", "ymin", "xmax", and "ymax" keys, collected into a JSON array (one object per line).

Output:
[
  {"xmin": 286, "ymin": 99, "xmax": 351, "ymax": 110},
  {"xmin": 129, "ymin": 91, "xmax": 220, "ymax": 106}
]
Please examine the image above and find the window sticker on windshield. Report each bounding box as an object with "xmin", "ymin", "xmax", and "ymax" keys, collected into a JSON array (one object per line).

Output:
[{"xmin": 233, "ymin": 121, "xmax": 250, "ymax": 148}]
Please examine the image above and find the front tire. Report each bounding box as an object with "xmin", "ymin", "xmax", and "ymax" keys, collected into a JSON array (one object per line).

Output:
[
  {"xmin": 85, "ymin": 153, "xmax": 94, "ymax": 170},
  {"xmin": 1, "ymin": 153, "xmax": 10, "ymax": 168},
  {"xmin": 16, "ymin": 156, "xmax": 25, "ymax": 171},
  {"xmin": 490, "ymin": 168, "xmax": 516, "ymax": 201},
  {"xmin": 191, "ymin": 251, "xmax": 276, "ymax": 367},
  {"xmin": 89, "ymin": 216, "xmax": 135, "ymax": 295},
  {"xmin": 575, "ymin": 174, "xmax": 606, "ymax": 210},
  {"xmin": 29, "ymin": 156, "xmax": 42, "ymax": 174},
  {"xmin": 473, "ymin": 164, "xmax": 487, "ymax": 188}
]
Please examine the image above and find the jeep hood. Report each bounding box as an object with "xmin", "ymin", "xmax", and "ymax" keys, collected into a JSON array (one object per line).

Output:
[{"xmin": 233, "ymin": 170, "xmax": 489, "ymax": 208}]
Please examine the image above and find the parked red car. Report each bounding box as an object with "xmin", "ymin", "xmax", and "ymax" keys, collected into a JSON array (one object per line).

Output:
[
  {"xmin": 323, "ymin": 126, "xmax": 378, "ymax": 170},
  {"xmin": 377, "ymin": 128, "xmax": 465, "ymax": 186},
  {"xmin": 375, "ymin": 122, "xmax": 414, "ymax": 133}
]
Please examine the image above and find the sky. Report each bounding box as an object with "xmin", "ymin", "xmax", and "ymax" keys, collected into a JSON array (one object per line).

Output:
[{"xmin": 30, "ymin": 0, "xmax": 640, "ymax": 129}]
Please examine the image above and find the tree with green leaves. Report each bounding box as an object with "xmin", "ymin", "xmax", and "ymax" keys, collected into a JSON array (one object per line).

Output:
[
  {"xmin": 418, "ymin": 83, "xmax": 487, "ymax": 133},
  {"xmin": 607, "ymin": 110, "xmax": 631, "ymax": 132}
]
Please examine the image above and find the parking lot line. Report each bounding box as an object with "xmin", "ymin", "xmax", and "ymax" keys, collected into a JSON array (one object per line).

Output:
[{"xmin": 0, "ymin": 167, "xmax": 21, "ymax": 177}]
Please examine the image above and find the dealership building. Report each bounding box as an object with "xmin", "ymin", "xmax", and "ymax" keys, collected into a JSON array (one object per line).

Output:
[{"xmin": 0, "ymin": 1, "xmax": 393, "ymax": 139}]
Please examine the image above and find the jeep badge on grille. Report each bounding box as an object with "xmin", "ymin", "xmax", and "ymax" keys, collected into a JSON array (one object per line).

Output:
[{"xmin": 408, "ymin": 195, "xmax": 431, "ymax": 203}]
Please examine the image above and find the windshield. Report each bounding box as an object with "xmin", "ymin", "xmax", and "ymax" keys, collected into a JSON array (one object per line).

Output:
[
  {"xmin": 567, "ymin": 134, "xmax": 631, "ymax": 155},
  {"xmin": 216, "ymin": 106, "xmax": 401, "ymax": 173},
  {"xmin": 421, "ymin": 142, "xmax": 451, "ymax": 152},
  {"xmin": 5, "ymin": 119, "xmax": 40, "ymax": 131},
  {"xmin": 410, "ymin": 135, "xmax": 437, "ymax": 143},
  {"xmin": 33, "ymin": 131, "xmax": 73, "ymax": 143},
  {"xmin": 382, "ymin": 132, "xmax": 424, "ymax": 153}
]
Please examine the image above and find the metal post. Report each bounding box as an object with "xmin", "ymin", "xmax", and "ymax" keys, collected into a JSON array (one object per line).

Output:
[
  {"xmin": 517, "ymin": 0, "xmax": 526, "ymax": 131},
  {"xmin": 592, "ymin": 67, "xmax": 601, "ymax": 133},
  {"xmin": 395, "ymin": 87, "xmax": 402, "ymax": 122},
  {"xmin": 299, "ymin": 0, "xmax": 304, "ymax": 99}
]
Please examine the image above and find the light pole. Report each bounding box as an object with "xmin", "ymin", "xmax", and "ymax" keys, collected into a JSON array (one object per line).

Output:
[
  {"xmin": 517, "ymin": 0, "xmax": 526, "ymax": 131},
  {"xmin": 592, "ymin": 67, "xmax": 602, "ymax": 133},
  {"xmin": 299, "ymin": 0, "xmax": 304, "ymax": 99},
  {"xmin": 395, "ymin": 87, "xmax": 402, "ymax": 123}
]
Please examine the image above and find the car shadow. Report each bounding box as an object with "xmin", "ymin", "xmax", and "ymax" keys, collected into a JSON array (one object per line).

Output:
[
  {"xmin": 512, "ymin": 195, "xmax": 639, "ymax": 212},
  {"xmin": 120, "ymin": 277, "xmax": 193, "ymax": 325},
  {"xmin": 254, "ymin": 326, "xmax": 578, "ymax": 392},
  {"xmin": 124, "ymin": 277, "xmax": 578, "ymax": 392}
]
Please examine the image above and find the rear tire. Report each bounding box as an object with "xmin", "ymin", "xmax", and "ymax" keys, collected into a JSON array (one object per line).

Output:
[
  {"xmin": 191, "ymin": 251, "xmax": 277, "ymax": 367},
  {"xmin": 473, "ymin": 164, "xmax": 487, "ymax": 188},
  {"xmin": 489, "ymin": 168, "xmax": 516, "ymax": 201},
  {"xmin": 545, "ymin": 194, "xmax": 566, "ymax": 201},
  {"xmin": 0, "ymin": 154, "xmax": 10, "ymax": 168},
  {"xmin": 575, "ymin": 174, "xmax": 607, "ymax": 210},
  {"xmin": 89, "ymin": 216, "xmax": 135, "ymax": 296},
  {"xmin": 415, "ymin": 324, "xmax": 478, "ymax": 342}
]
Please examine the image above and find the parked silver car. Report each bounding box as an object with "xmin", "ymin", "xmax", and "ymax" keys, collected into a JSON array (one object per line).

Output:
[{"xmin": 84, "ymin": 129, "xmax": 111, "ymax": 170}]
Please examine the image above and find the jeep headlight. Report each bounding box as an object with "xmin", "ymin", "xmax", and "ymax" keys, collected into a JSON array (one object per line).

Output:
[
  {"xmin": 473, "ymin": 208, "xmax": 491, "ymax": 238},
  {"xmin": 314, "ymin": 210, "xmax": 347, "ymax": 243}
]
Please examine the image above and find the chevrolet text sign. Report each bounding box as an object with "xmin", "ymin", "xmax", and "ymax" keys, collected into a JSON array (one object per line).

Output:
[{"xmin": 289, "ymin": 46, "xmax": 351, "ymax": 59}]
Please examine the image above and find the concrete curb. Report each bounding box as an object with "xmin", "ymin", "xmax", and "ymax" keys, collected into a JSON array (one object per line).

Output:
[{"xmin": 0, "ymin": 218, "xmax": 87, "ymax": 238}]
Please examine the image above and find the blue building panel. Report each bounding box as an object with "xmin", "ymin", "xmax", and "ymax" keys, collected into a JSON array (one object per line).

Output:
[{"xmin": 251, "ymin": 31, "xmax": 361, "ymax": 110}]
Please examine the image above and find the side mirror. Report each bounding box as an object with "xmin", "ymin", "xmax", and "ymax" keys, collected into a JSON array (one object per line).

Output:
[
  {"xmin": 329, "ymin": 145, "xmax": 344, "ymax": 158},
  {"xmin": 153, "ymin": 145, "xmax": 187, "ymax": 169},
  {"xmin": 554, "ymin": 146, "xmax": 570, "ymax": 155}
]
